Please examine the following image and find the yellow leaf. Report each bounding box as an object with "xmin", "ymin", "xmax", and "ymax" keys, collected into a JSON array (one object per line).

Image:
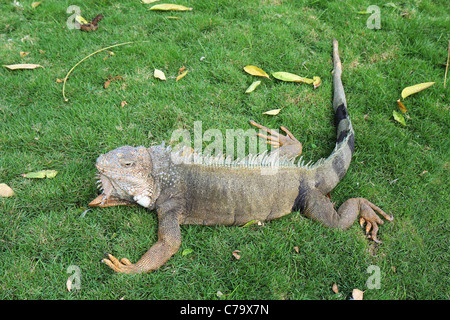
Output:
[
  {"xmin": 263, "ymin": 108, "xmax": 281, "ymax": 115},
  {"xmin": 31, "ymin": 1, "xmax": 41, "ymax": 8},
  {"xmin": 244, "ymin": 65, "xmax": 270, "ymax": 79},
  {"xmin": 142, "ymin": 0, "xmax": 160, "ymax": 3},
  {"xmin": 401, "ymin": 82, "xmax": 435, "ymax": 99},
  {"xmin": 272, "ymin": 71, "xmax": 312, "ymax": 83},
  {"xmin": 396, "ymin": 99, "xmax": 407, "ymax": 113},
  {"xmin": 75, "ymin": 15, "xmax": 89, "ymax": 25},
  {"xmin": 3, "ymin": 64, "xmax": 43, "ymax": 70},
  {"xmin": 149, "ymin": 4, "xmax": 193, "ymax": 11},
  {"xmin": 393, "ymin": 110, "xmax": 406, "ymax": 126},
  {"xmin": 313, "ymin": 76, "xmax": 321, "ymax": 89},
  {"xmin": 176, "ymin": 70, "xmax": 188, "ymax": 82},
  {"xmin": 154, "ymin": 68, "xmax": 166, "ymax": 80},
  {"xmin": 245, "ymin": 81, "xmax": 261, "ymax": 93},
  {"xmin": 21, "ymin": 170, "xmax": 58, "ymax": 179},
  {"xmin": 0, "ymin": 183, "xmax": 14, "ymax": 197},
  {"xmin": 351, "ymin": 289, "xmax": 364, "ymax": 300},
  {"xmin": 20, "ymin": 51, "xmax": 30, "ymax": 57}
]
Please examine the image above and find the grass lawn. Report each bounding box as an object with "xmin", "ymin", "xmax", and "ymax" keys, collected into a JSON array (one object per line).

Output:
[{"xmin": 0, "ymin": 0, "xmax": 449, "ymax": 300}]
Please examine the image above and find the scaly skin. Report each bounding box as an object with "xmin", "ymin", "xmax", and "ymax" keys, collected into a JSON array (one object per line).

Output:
[{"xmin": 90, "ymin": 39, "xmax": 392, "ymax": 274}]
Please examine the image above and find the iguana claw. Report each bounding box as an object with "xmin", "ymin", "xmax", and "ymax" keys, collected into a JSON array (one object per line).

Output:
[
  {"xmin": 102, "ymin": 253, "xmax": 141, "ymax": 274},
  {"xmin": 357, "ymin": 199, "xmax": 393, "ymax": 243},
  {"xmin": 249, "ymin": 120, "xmax": 302, "ymax": 158}
]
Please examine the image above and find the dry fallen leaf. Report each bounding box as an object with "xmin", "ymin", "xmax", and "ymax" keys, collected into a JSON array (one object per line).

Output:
[
  {"xmin": 56, "ymin": 78, "xmax": 64, "ymax": 83},
  {"xmin": 142, "ymin": 0, "xmax": 160, "ymax": 3},
  {"xmin": 263, "ymin": 108, "xmax": 281, "ymax": 116},
  {"xmin": 149, "ymin": 4, "xmax": 193, "ymax": 11},
  {"xmin": 66, "ymin": 277, "xmax": 73, "ymax": 292},
  {"xmin": 245, "ymin": 80, "xmax": 261, "ymax": 93},
  {"xmin": 351, "ymin": 289, "xmax": 364, "ymax": 300},
  {"xmin": 120, "ymin": 101, "xmax": 127, "ymax": 107},
  {"xmin": 393, "ymin": 110, "xmax": 406, "ymax": 126},
  {"xmin": 154, "ymin": 69, "xmax": 166, "ymax": 81},
  {"xmin": 332, "ymin": 283, "xmax": 339, "ymax": 294},
  {"xmin": 232, "ymin": 250, "xmax": 241, "ymax": 260},
  {"xmin": 3, "ymin": 64, "xmax": 43, "ymax": 70},
  {"xmin": 293, "ymin": 246, "xmax": 299, "ymax": 253},
  {"xmin": 31, "ymin": 2, "xmax": 41, "ymax": 8},
  {"xmin": 0, "ymin": 183, "xmax": 14, "ymax": 197},
  {"xmin": 20, "ymin": 51, "xmax": 30, "ymax": 57},
  {"xmin": 244, "ymin": 65, "xmax": 270, "ymax": 79},
  {"xmin": 397, "ymin": 99, "xmax": 407, "ymax": 113},
  {"xmin": 176, "ymin": 70, "xmax": 188, "ymax": 82},
  {"xmin": 104, "ymin": 80, "xmax": 111, "ymax": 89},
  {"xmin": 80, "ymin": 14, "xmax": 103, "ymax": 32},
  {"xmin": 401, "ymin": 82, "xmax": 435, "ymax": 99},
  {"xmin": 21, "ymin": 170, "xmax": 58, "ymax": 179}
]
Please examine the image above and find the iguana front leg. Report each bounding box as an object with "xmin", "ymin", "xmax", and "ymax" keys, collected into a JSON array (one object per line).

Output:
[
  {"xmin": 102, "ymin": 200, "xmax": 183, "ymax": 274},
  {"xmin": 302, "ymin": 189, "xmax": 393, "ymax": 243},
  {"xmin": 249, "ymin": 120, "xmax": 302, "ymax": 158}
]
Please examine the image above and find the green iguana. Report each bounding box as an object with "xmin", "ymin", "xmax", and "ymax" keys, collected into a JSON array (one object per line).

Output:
[{"xmin": 89, "ymin": 39, "xmax": 392, "ymax": 274}]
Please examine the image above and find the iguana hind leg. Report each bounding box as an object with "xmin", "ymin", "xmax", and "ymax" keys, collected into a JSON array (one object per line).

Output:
[
  {"xmin": 249, "ymin": 120, "xmax": 302, "ymax": 159},
  {"xmin": 302, "ymin": 189, "xmax": 393, "ymax": 243}
]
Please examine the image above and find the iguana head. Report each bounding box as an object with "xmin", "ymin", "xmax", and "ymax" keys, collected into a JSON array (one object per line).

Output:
[{"xmin": 90, "ymin": 146, "xmax": 159, "ymax": 209}]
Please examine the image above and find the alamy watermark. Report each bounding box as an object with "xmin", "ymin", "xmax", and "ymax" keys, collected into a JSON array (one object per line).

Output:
[
  {"xmin": 66, "ymin": 5, "xmax": 82, "ymax": 30},
  {"xmin": 169, "ymin": 121, "xmax": 282, "ymax": 175},
  {"xmin": 66, "ymin": 265, "xmax": 81, "ymax": 291},
  {"xmin": 366, "ymin": 265, "xmax": 381, "ymax": 289},
  {"xmin": 366, "ymin": 5, "xmax": 381, "ymax": 29}
]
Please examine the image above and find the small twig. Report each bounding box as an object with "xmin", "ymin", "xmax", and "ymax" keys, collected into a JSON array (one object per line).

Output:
[
  {"xmin": 444, "ymin": 40, "xmax": 450, "ymax": 89},
  {"xmin": 62, "ymin": 42, "xmax": 134, "ymax": 101}
]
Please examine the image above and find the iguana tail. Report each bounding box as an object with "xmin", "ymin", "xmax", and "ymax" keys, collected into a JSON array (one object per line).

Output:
[{"xmin": 312, "ymin": 39, "xmax": 355, "ymax": 194}]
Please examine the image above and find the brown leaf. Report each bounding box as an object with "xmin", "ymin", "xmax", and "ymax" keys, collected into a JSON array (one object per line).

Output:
[
  {"xmin": 397, "ymin": 99, "xmax": 407, "ymax": 113},
  {"xmin": 293, "ymin": 246, "xmax": 299, "ymax": 253},
  {"xmin": 232, "ymin": 250, "xmax": 241, "ymax": 260},
  {"xmin": 80, "ymin": 14, "xmax": 103, "ymax": 32},
  {"xmin": 120, "ymin": 101, "xmax": 127, "ymax": 107},
  {"xmin": 104, "ymin": 80, "xmax": 111, "ymax": 89}
]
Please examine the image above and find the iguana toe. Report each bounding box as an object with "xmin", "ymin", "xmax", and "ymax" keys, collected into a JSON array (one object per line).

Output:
[
  {"xmin": 249, "ymin": 120, "xmax": 302, "ymax": 158},
  {"xmin": 102, "ymin": 253, "xmax": 141, "ymax": 274},
  {"xmin": 358, "ymin": 199, "xmax": 393, "ymax": 243}
]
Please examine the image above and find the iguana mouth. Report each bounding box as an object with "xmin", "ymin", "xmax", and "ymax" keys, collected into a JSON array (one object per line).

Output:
[{"xmin": 88, "ymin": 173, "xmax": 137, "ymax": 207}]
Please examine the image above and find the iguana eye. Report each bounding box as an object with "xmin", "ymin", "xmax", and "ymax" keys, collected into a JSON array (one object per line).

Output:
[{"xmin": 122, "ymin": 161, "xmax": 134, "ymax": 168}]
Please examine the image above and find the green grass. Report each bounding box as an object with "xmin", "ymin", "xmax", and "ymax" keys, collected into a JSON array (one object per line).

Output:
[{"xmin": 0, "ymin": 0, "xmax": 449, "ymax": 299}]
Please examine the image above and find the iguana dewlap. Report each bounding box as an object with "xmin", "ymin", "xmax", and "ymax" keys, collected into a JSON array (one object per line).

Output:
[{"xmin": 90, "ymin": 40, "xmax": 392, "ymax": 274}]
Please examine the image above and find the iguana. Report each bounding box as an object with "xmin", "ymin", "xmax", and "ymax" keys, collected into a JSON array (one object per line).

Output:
[{"xmin": 89, "ymin": 39, "xmax": 392, "ymax": 274}]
